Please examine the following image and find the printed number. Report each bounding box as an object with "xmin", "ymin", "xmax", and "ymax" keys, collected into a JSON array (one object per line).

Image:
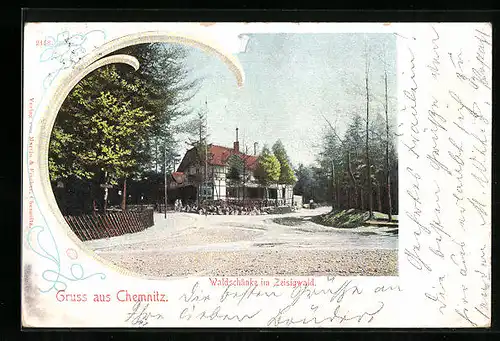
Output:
[{"xmin": 36, "ymin": 39, "xmax": 53, "ymax": 47}]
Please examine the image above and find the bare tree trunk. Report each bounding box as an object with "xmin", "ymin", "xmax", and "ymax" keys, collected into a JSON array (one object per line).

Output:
[
  {"xmin": 155, "ymin": 137, "xmax": 158, "ymax": 174},
  {"xmin": 346, "ymin": 152, "xmax": 356, "ymax": 209},
  {"xmin": 151, "ymin": 138, "xmax": 158, "ymax": 210},
  {"xmin": 204, "ymin": 139, "xmax": 208, "ymax": 203},
  {"xmin": 378, "ymin": 182, "xmax": 382, "ymax": 212},
  {"xmin": 197, "ymin": 120, "xmax": 202, "ymax": 208},
  {"xmin": 360, "ymin": 187, "xmax": 364, "ymax": 211},
  {"xmin": 121, "ymin": 177, "xmax": 127, "ymax": 211},
  {"xmin": 365, "ymin": 52, "xmax": 373, "ymax": 219},
  {"xmin": 164, "ymin": 140, "xmax": 168, "ymax": 218},
  {"xmin": 242, "ymin": 180, "xmax": 245, "ymax": 204},
  {"xmin": 276, "ymin": 181, "xmax": 279, "ymax": 207},
  {"xmin": 331, "ymin": 160, "xmax": 335, "ymax": 210},
  {"xmin": 345, "ymin": 187, "xmax": 349, "ymax": 209},
  {"xmin": 103, "ymin": 171, "xmax": 108, "ymax": 213},
  {"xmin": 336, "ymin": 170, "xmax": 341, "ymax": 209},
  {"xmin": 243, "ymin": 149, "xmax": 247, "ymax": 204},
  {"xmin": 384, "ymin": 70, "xmax": 393, "ymax": 222}
]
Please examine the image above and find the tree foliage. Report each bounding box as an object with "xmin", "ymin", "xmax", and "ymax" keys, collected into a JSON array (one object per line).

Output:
[
  {"xmin": 49, "ymin": 65, "xmax": 153, "ymax": 184},
  {"xmin": 293, "ymin": 163, "xmax": 313, "ymax": 199},
  {"xmin": 226, "ymin": 154, "xmax": 244, "ymax": 182},
  {"xmin": 299, "ymin": 111, "xmax": 398, "ymax": 214},
  {"xmin": 272, "ymin": 139, "xmax": 297, "ymax": 185},
  {"xmin": 49, "ymin": 43, "xmax": 198, "ymax": 212},
  {"xmin": 254, "ymin": 146, "xmax": 280, "ymax": 186},
  {"xmin": 188, "ymin": 108, "xmax": 210, "ymax": 168},
  {"xmin": 300, "ymin": 43, "xmax": 398, "ymax": 216}
]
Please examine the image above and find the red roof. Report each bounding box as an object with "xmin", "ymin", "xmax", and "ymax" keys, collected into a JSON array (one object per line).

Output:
[{"xmin": 208, "ymin": 144, "xmax": 258, "ymax": 170}]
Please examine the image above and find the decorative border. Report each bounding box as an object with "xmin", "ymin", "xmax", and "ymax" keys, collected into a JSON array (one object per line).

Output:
[{"xmin": 26, "ymin": 29, "xmax": 246, "ymax": 291}]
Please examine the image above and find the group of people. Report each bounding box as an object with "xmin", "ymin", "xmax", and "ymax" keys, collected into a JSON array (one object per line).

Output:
[
  {"xmin": 171, "ymin": 198, "xmax": 297, "ymax": 213},
  {"xmin": 174, "ymin": 199, "xmax": 183, "ymax": 212}
]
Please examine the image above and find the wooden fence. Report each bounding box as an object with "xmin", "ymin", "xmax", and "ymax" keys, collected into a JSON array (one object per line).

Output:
[{"xmin": 64, "ymin": 209, "xmax": 154, "ymax": 241}]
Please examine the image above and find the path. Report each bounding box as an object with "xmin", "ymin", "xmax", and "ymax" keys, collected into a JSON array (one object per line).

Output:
[{"xmin": 84, "ymin": 207, "xmax": 398, "ymax": 278}]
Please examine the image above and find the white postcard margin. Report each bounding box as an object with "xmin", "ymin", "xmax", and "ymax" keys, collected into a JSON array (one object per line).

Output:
[{"xmin": 22, "ymin": 22, "xmax": 491, "ymax": 328}]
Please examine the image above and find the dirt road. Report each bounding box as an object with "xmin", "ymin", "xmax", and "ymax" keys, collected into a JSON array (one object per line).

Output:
[{"xmin": 84, "ymin": 207, "xmax": 398, "ymax": 278}]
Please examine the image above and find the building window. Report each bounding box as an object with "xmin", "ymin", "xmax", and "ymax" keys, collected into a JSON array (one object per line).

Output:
[
  {"xmin": 269, "ymin": 188, "xmax": 277, "ymax": 199},
  {"xmin": 201, "ymin": 184, "xmax": 213, "ymax": 199},
  {"xmin": 247, "ymin": 187, "xmax": 260, "ymax": 199},
  {"xmin": 227, "ymin": 187, "xmax": 237, "ymax": 198}
]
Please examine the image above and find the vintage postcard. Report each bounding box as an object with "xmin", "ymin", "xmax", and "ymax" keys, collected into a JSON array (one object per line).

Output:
[{"xmin": 22, "ymin": 22, "xmax": 491, "ymax": 328}]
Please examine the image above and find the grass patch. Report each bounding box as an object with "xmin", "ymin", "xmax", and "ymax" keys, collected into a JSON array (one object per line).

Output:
[
  {"xmin": 273, "ymin": 217, "xmax": 308, "ymax": 226},
  {"xmin": 312, "ymin": 209, "xmax": 398, "ymax": 229},
  {"xmin": 372, "ymin": 211, "xmax": 399, "ymax": 222}
]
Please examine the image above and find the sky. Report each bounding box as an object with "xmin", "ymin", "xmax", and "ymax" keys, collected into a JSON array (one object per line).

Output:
[{"xmin": 175, "ymin": 33, "xmax": 397, "ymax": 167}]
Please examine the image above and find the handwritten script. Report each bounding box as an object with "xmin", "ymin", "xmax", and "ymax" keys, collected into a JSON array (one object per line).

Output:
[
  {"xmin": 174, "ymin": 277, "xmax": 401, "ymax": 327},
  {"xmin": 401, "ymin": 24, "xmax": 491, "ymax": 327},
  {"xmin": 124, "ymin": 301, "xmax": 164, "ymax": 327}
]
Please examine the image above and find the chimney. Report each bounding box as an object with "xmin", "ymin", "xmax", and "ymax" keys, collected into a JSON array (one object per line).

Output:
[
  {"xmin": 233, "ymin": 128, "xmax": 239, "ymax": 152},
  {"xmin": 254, "ymin": 142, "xmax": 258, "ymax": 155}
]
